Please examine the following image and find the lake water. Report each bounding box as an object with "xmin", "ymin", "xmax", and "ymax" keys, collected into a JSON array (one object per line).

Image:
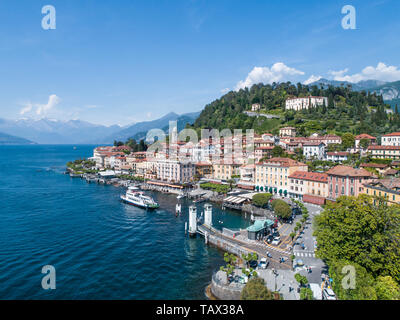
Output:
[{"xmin": 0, "ymin": 145, "xmax": 251, "ymax": 299}]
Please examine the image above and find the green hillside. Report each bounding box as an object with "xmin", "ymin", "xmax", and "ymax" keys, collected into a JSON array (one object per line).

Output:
[{"xmin": 189, "ymin": 82, "xmax": 399, "ymax": 138}]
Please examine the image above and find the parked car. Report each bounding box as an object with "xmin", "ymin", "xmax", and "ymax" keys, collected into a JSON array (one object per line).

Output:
[
  {"xmin": 272, "ymin": 231, "xmax": 280, "ymax": 238},
  {"xmin": 259, "ymin": 258, "xmax": 269, "ymax": 269},
  {"xmin": 322, "ymin": 288, "xmax": 337, "ymax": 300},
  {"xmin": 249, "ymin": 260, "xmax": 258, "ymax": 269},
  {"xmin": 271, "ymin": 237, "xmax": 281, "ymax": 246}
]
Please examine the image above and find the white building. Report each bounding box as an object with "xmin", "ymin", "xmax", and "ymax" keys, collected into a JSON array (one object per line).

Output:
[
  {"xmin": 325, "ymin": 152, "xmax": 349, "ymax": 162},
  {"xmin": 151, "ymin": 159, "xmax": 196, "ymax": 183},
  {"xmin": 303, "ymin": 142, "xmax": 325, "ymax": 160},
  {"xmin": 285, "ymin": 96, "xmax": 328, "ymax": 111},
  {"xmin": 251, "ymin": 103, "xmax": 261, "ymax": 111},
  {"xmin": 381, "ymin": 132, "xmax": 400, "ymax": 146}
]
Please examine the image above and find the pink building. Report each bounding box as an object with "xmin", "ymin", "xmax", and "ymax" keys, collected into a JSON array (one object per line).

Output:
[{"xmin": 326, "ymin": 165, "xmax": 373, "ymax": 200}]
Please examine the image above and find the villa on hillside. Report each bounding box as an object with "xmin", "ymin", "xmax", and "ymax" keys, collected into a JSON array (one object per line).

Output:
[{"xmin": 285, "ymin": 96, "xmax": 328, "ymax": 111}]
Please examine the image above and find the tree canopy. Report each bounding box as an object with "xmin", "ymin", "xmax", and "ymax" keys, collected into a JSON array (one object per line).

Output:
[
  {"xmin": 240, "ymin": 277, "xmax": 274, "ymax": 300},
  {"xmin": 272, "ymin": 199, "xmax": 292, "ymax": 219},
  {"xmin": 252, "ymin": 193, "xmax": 272, "ymax": 208},
  {"xmin": 189, "ymin": 81, "xmax": 397, "ymax": 137},
  {"xmin": 314, "ymin": 195, "xmax": 400, "ymax": 300}
]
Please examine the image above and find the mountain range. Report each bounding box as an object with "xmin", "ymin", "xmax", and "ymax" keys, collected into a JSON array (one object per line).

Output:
[{"xmin": 0, "ymin": 111, "xmax": 200, "ymax": 145}]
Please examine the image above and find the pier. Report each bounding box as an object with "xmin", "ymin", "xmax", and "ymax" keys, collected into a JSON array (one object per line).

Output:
[{"xmin": 197, "ymin": 224, "xmax": 292, "ymax": 269}]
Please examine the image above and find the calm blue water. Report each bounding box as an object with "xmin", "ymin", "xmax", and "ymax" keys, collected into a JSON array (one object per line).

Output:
[{"xmin": 0, "ymin": 145, "xmax": 251, "ymax": 300}]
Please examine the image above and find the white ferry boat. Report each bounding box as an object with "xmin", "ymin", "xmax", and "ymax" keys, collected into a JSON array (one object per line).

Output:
[{"xmin": 121, "ymin": 188, "xmax": 159, "ymax": 209}]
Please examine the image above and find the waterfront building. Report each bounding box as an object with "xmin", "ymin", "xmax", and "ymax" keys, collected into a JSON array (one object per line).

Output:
[
  {"xmin": 237, "ymin": 164, "xmax": 255, "ymax": 190},
  {"xmin": 285, "ymin": 96, "xmax": 328, "ymax": 111},
  {"xmin": 303, "ymin": 142, "xmax": 325, "ymax": 160},
  {"xmin": 151, "ymin": 159, "xmax": 195, "ymax": 184},
  {"xmin": 381, "ymin": 132, "xmax": 400, "ymax": 146},
  {"xmin": 195, "ymin": 162, "xmax": 213, "ymax": 179},
  {"xmin": 255, "ymin": 157, "xmax": 308, "ymax": 196},
  {"xmin": 326, "ymin": 151, "xmax": 349, "ymax": 162},
  {"xmin": 279, "ymin": 127, "xmax": 296, "ymax": 137},
  {"xmin": 288, "ymin": 171, "xmax": 328, "ymax": 205},
  {"xmin": 212, "ymin": 160, "xmax": 241, "ymax": 181},
  {"xmin": 367, "ymin": 145, "xmax": 400, "ymax": 159},
  {"xmin": 363, "ymin": 178, "xmax": 400, "ymax": 205},
  {"xmin": 114, "ymin": 156, "xmax": 127, "ymax": 171},
  {"xmin": 326, "ymin": 165, "xmax": 373, "ymax": 201}
]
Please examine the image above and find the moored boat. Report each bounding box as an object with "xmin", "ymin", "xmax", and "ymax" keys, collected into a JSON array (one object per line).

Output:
[{"xmin": 121, "ymin": 189, "xmax": 159, "ymax": 209}]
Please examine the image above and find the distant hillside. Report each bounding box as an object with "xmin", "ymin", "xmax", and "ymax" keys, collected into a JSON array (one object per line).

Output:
[
  {"xmin": 309, "ymin": 78, "xmax": 387, "ymax": 91},
  {"xmin": 189, "ymin": 81, "xmax": 399, "ymax": 138},
  {"xmin": 109, "ymin": 111, "xmax": 200, "ymax": 142},
  {"xmin": 366, "ymin": 81, "xmax": 400, "ymax": 103},
  {"xmin": 0, "ymin": 131, "xmax": 35, "ymax": 145},
  {"xmin": 309, "ymin": 78, "xmax": 400, "ymax": 107},
  {"xmin": 0, "ymin": 118, "xmax": 121, "ymax": 144}
]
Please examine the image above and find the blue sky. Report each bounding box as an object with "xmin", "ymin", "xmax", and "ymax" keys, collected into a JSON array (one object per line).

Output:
[{"xmin": 0, "ymin": 0, "xmax": 399, "ymax": 126}]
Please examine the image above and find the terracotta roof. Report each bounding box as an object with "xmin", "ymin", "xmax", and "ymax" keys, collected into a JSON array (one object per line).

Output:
[
  {"xmin": 355, "ymin": 133, "xmax": 377, "ymax": 140},
  {"xmin": 303, "ymin": 142, "xmax": 325, "ymax": 146},
  {"xmin": 368, "ymin": 145, "xmax": 400, "ymax": 150},
  {"xmin": 259, "ymin": 157, "xmax": 307, "ymax": 167},
  {"xmin": 360, "ymin": 163, "xmax": 388, "ymax": 169},
  {"xmin": 326, "ymin": 165, "xmax": 372, "ymax": 177},
  {"xmin": 365, "ymin": 178, "xmax": 400, "ymax": 190},
  {"xmin": 385, "ymin": 169, "xmax": 398, "ymax": 176},
  {"xmin": 195, "ymin": 162, "xmax": 212, "ymax": 166},
  {"xmin": 256, "ymin": 146, "xmax": 274, "ymax": 150},
  {"xmin": 289, "ymin": 171, "xmax": 328, "ymax": 183},
  {"xmin": 327, "ymin": 152, "xmax": 349, "ymax": 156},
  {"xmin": 382, "ymin": 132, "xmax": 400, "ymax": 137}
]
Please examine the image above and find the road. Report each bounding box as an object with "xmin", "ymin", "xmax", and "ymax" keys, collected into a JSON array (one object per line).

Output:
[{"xmin": 292, "ymin": 203, "xmax": 327, "ymax": 284}]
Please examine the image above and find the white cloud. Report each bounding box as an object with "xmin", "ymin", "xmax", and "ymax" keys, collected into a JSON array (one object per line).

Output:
[
  {"xmin": 18, "ymin": 94, "xmax": 61, "ymax": 117},
  {"xmin": 330, "ymin": 63, "xmax": 400, "ymax": 83},
  {"xmin": 235, "ymin": 62, "xmax": 305, "ymax": 91},
  {"xmin": 303, "ymin": 75, "xmax": 322, "ymax": 85},
  {"xmin": 36, "ymin": 94, "xmax": 61, "ymax": 115},
  {"xmin": 328, "ymin": 68, "xmax": 349, "ymax": 78},
  {"xmin": 220, "ymin": 88, "xmax": 230, "ymax": 94},
  {"xmin": 19, "ymin": 102, "xmax": 33, "ymax": 115}
]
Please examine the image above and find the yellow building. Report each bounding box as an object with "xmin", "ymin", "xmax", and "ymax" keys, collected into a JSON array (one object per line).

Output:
[
  {"xmin": 212, "ymin": 160, "xmax": 241, "ymax": 181},
  {"xmin": 255, "ymin": 157, "xmax": 308, "ymax": 197},
  {"xmin": 363, "ymin": 179, "xmax": 400, "ymax": 205}
]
